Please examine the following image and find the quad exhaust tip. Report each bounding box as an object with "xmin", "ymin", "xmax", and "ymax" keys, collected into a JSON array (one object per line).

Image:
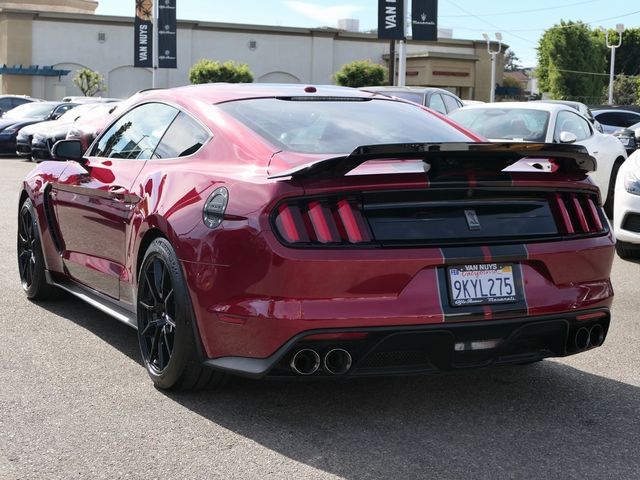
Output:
[
  {"xmin": 589, "ymin": 324, "xmax": 604, "ymax": 348},
  {"xmin": 290, "ymin": 349, "xmax": 321, "ymax": 375},
  {"xmin": 575, "ymin": 327, "xmax": 591, "ymax": 351},
  {"xmin": 323, "ymin": 348, "xmax": 353, "ymax": 375}
]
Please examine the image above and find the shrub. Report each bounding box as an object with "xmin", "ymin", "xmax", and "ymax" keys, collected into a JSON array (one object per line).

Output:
[
  {"xmin": 188, "ymin": 59, "xmax": 253, "ymax": 84},
  {"xmin": 334, "ymin": 60, "xmax": 387, "ymax": 88}
]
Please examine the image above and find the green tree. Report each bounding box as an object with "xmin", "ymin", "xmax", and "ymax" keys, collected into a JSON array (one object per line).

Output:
[
  {"xmin": 608, "ymin": 75, "xmax": 640, "ymax": 105},
  {"xmin": 609, "ymin": 28, "xmax": 640, "ymax": 76},
  {"xmin": 504, "ymin": 49, "xmax": 521, "ymax": 72},
  {"xmin": 73, "ymin": 68, "xmax": 106, "ymax": 96},
  {"xmin": 188, "ymin": 59, "xmax": 253, "ymax": 84},
  {"xmin": 502, "ymin": 76, "xmax": 522, "ymax": 93},
  {"xmin": 536, "ymin": 21, "xmax": 607, "ymax": 101},
  {"xmin": 334, "ymin": 60, "xmax": 387, "ymax": 88}
]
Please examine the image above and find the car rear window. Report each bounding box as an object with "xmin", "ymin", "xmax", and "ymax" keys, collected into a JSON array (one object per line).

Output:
[
  {"xmin": 217, "ymin": 97, "xmax": 471, "ymax": 154},
  {"xmin": 450, "ymin": 108, "xmax": 550, "ymax": 142}
]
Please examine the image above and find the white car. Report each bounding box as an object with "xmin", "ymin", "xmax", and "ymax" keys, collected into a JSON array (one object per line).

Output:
[
  {"xmin": 614, "ymin": 150, "xmax": 640, "ymax": 258},
  {"xmin": 449, "ymin": 102, "xmax": 628, "ymax": 217}
]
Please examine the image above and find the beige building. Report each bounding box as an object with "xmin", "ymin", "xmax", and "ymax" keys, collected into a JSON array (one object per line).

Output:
[{"xmin": 0, "ymin": 1, "xmax": 505, "ymax": 102}]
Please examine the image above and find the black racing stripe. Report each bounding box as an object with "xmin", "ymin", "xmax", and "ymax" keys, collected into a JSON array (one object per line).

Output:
[
  {"xmin": 486, "ymin": 245, "xmax": 528, "ymax": 316},
  {"xmin": 441, "ymin": 246, "xmax": 485, "ymax": 264},
  {"xmin": 487, "ymin": 244, "xmax": 528, "ymax": 262},
  {"xmin": 439, "ymin": 246, "xmax": 488, "ymax": 319}
]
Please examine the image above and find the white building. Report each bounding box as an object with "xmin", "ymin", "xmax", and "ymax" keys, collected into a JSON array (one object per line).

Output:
[{"xmin": 0, "ymin": 1, "xmax": 504, "ymax": 102}]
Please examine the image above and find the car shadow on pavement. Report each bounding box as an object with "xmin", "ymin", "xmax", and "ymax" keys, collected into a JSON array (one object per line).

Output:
[
  {"xmin": 36, "ymin": 296, "xmax": 640, "ymax": 479},
  {"xmin": 35, "ymin": 295, "xmax": 140, "ymax": 363},
  {"xmin": 166, "ymin": 363, "xmax": 640, "ymax": 479}
]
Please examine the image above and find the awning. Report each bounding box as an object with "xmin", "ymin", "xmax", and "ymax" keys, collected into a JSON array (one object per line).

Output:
[{"xmin": 0, "ymin": 65, "xmax": 71, "ymax": 78}]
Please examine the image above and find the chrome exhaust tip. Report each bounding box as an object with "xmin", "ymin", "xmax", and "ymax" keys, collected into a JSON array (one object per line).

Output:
[
  {"xmin": 589, "ymin": 324, "xmax": 605, "ymax": 347},
  {"xmin": 323, "ymin": 348, "xmax": 352, "ymax": 375},
  {"xmin": 290, "ymin": 349, "xmax": 321, "ymax": 375},
  {"xmin": 575, "ymin": 327, "xmax": 591, "ymax": 351}
]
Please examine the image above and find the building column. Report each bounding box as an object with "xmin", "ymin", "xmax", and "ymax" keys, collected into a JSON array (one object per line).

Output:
[{"xmin": 0, "ymin": 12, "xmax": 34, "ymax": 95}]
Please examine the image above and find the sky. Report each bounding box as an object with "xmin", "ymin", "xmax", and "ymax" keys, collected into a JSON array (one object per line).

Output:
[{"xmin": 96, "ymin": 0, "xmax": 640, "ymax": 67}]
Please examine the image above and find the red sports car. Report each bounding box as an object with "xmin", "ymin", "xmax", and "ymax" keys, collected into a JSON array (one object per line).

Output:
[{"xmin": 18, "ymin": 84, "xmax": 614, "ymax": 391}]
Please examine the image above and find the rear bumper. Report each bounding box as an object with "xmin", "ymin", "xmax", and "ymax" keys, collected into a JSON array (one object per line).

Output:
[{"xmin": 204, "ymin": 309, "xmax": 611, "ymax": 378}]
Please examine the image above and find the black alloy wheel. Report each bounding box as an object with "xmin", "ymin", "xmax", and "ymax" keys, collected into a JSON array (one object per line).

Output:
[
  {"xmin": 18, "ymin": 203, "xmax": 37, "ymax": 292},
  {"xmin": 136, "ymin": 238, "xmax": 226, "ymax": 391},
  {"xmin": 138, "ymin": 255, "xmax": 176, "ymax": 375},
  {"xmin": 17, "ymin": 198, "xmax": 59, "ymax": 300}
]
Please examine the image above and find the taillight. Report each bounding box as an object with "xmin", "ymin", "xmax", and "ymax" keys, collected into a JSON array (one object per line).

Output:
[
  {"xmin": 273, "ymin": 198, "xmax": 371, "ymax": 246},
  {"xmin": 553, "ymin": 193, "xmax": 605, "ymax": 235}
]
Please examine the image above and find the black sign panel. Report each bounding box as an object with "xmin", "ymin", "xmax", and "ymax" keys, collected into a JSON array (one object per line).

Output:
[
  {"xmin": 411, "ymin": 0, "xmax": 438, "ymax": 41},
  {"xmin": 378, "ymin": 0, "xmax": 405, "ymax": 40},
  {"xmin": 158, "ymin": 0, "xmax": 177, "ymax": 68},
  {"xmin": 134, "ymin": 0, "xmax": 153, "ymax": 67}
]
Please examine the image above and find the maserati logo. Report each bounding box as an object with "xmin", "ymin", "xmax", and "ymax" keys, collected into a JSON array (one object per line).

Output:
[
  {"xmin": 421, "ymin": 13, "xmax": 427, "ymax": 21},
  {"xmin": 465, "ymin": 210, "xmax": 481, "ymax": 231}
]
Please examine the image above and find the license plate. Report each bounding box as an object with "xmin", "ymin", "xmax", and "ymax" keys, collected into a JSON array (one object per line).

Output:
[{"xmin": 447, "ymin": 263, "xmax": 519, "ymax": 307}]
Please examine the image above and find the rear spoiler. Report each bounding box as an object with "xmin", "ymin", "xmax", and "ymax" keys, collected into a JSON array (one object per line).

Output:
[{"xmin": 267, "ymin": 142, "xmax": 596, "ymax": 180}]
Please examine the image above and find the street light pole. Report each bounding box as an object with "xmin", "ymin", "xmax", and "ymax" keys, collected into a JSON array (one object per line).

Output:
[
  {"xmin": 152, "ymin": 0, "xmax": 159, "ymax": 88},
  {"xmin": 397, "ymin": 0, "xmax": 410, "ymax": 87},
  {"xmin": 601, "ymin": 24, "xmax": 625, "ymax": 105},
  {"xmin": 483, "ymin": 32, "xmax": 502, "ymax": 103}
]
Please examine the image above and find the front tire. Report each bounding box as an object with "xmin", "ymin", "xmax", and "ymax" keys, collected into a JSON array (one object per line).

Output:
[
  {"xmin": 17, "ymin": 198, "xmax": 60, "ymax": 300},
  {"xmin": 136, "ymin": 238, "xmax": 226, "ymax": 391},
  {"xmin": 615, "ymin": 240, "xmax": 640, "ymax": 259},
  {"xmin": 603, "ymin": 159, "xmax": 623, "ymax": 218}
]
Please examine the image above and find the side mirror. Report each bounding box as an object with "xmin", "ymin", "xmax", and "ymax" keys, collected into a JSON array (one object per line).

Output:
[
  {"xmin": 559, "ymin": 131, "xmax": 577, "ymax": 144},
  {"xmin": 52, "ymin": 139, "xmax": 86, "ymax": 162}
]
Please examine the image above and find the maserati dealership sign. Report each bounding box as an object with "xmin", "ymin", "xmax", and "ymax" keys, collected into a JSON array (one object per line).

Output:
[
  {"xmin": 158, "ymin": 0, "xmax": 177, "ymax": 68},
  {"xmin": 411, "ymin": 0, "xmax": 438, "ymax": 41}
]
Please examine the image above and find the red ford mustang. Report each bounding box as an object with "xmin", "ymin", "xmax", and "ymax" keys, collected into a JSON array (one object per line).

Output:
[{"xmin": 18, "ymin": 84, "xmax": 614, "ymax": 390}]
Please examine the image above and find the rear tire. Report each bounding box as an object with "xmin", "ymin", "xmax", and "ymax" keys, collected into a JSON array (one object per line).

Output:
[
  {"xmin": 17, "ymin": 198, "xmax": 61, "ymax": 300},
  {"xmin": 615, "ymin": 240, "xmax": 640, "ymax": 259},
  {"xmin": 603, "ymin": 159, "xmax": 623, "ymax": 219},
  {"xmin": 136, "ymin": 238, "xmax": 227, "ymax": 391}
]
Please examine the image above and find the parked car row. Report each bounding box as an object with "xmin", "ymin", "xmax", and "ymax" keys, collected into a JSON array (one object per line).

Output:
[{"xmin": 6, "ymin": 96, "xmax": 132, "ymax": 161}]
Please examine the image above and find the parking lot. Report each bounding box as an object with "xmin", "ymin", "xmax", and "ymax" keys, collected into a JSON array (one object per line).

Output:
[{"xmin": 1, "ymin": 156, "xmax": 639, "ymax": 479}]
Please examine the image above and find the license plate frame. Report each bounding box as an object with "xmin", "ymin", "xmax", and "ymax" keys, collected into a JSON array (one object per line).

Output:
[{"xmin": 447, "ymin": 263, "xmax": 520, "ymax": 307}]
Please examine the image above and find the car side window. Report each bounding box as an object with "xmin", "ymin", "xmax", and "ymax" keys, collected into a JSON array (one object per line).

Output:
[
  {"xmin": 92, "ymin": 103, "xmax": 178, "ymax": 159},
  {"xmin": 428, "ymin": 94, "xmax": 447, "ymax": 114},
  {"xmin": 555, "ymin": 110, "xmax": 592, "ymax": 141},
  {"xmin": 442, "ymin": 94, "xmax": 462, "ymax": 113},
  {"xmin": 13, "ymin": 98, "xmax": 30, "ymax": 108},
  {"xmin": 154, "ymin": 112, "xmax": 210, "ymax": 159},
  {"xmin": 621, "ymin": 112, "xmax": 640, "ymax": 128},
  {"xmin": 595, "ymin": 111, "xmax": 631, "ymax": 126},
  {"xmin": 0, "ymin": 98, "xmax": 12, "ymax": 112},
  {"xmin": 52, "ymin": 104, "xmax": 75, "ymax": 119}
]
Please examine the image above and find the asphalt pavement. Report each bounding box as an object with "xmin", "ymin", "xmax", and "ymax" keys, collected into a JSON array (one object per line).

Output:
[{"xmin": 1, "ymin": 158, "xmax": 639, "ymax": 480}]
